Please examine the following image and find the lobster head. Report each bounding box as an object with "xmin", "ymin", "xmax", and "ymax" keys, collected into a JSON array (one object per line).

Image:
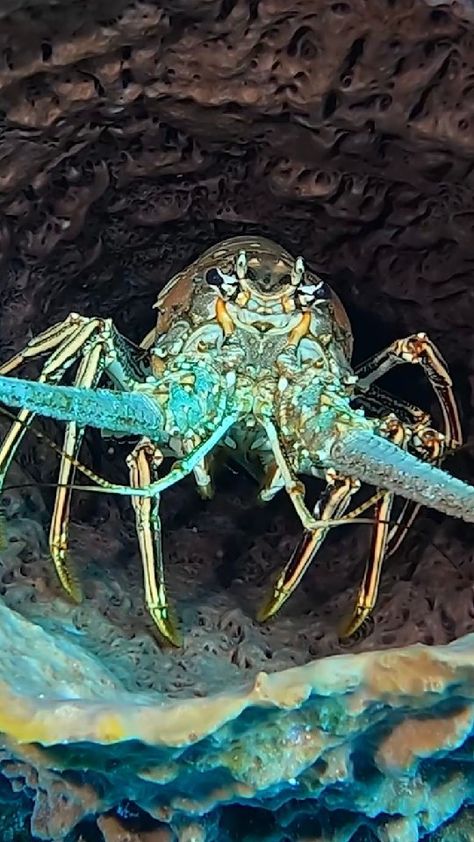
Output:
[{"xmin": 198, "ymin": 236, "xmax": 354, "ymax": 355}]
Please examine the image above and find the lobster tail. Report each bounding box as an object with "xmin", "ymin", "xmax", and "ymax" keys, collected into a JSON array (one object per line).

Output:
[{"xmin": 330, "ymin": 429, "xmax": 474, "ymax": 523}]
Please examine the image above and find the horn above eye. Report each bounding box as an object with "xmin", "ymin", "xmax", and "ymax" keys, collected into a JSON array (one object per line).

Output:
[
  {"xmin": 291, "ymin": 256, "xmax": 305, "ymax": 286},
  {"xmin": 235, "ymin": 250, "xmax": 247, "ymax": 280},
  {"xmin": 205, "ymin": 267, "xmax": 240, "ymax": 300}
]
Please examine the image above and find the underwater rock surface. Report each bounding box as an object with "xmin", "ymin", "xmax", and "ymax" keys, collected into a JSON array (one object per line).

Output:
[
  {"xmin": 0, "ymin": 449, "xmax": 471, "ymax": 839},
  {"xmin": 1, "ymin": 0, "xmax": 474, "ymax": 838},
  {"xmin": 3, "ymin": 597, "xmax": 474, "ymax": 841}
]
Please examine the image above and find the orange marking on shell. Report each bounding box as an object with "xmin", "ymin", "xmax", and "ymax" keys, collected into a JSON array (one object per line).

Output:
[
  {"xmin": 215, "ymin": 298, "xmax": 234, "ymax": 335},
  {"xmin": 288, "ymin": 312, "xmax": 311, "ymax": 346}
]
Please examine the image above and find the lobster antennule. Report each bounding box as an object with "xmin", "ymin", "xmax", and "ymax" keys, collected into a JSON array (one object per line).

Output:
[
  {"xmin": 330, "ymin": 428, "xmax": 474, "ymax": 523},
  {"xmin": 0, "ymin": 374, "xmax": 164, "ymax": 438}
]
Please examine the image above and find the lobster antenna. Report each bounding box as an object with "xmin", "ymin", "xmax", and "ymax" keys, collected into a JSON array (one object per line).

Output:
[
  {"xmin": 0, "ymin": 404, "xmax": 461, "ymax": 552},
  {"xmin": 0, "ymin": 479, "xmax": 409, "ymax": 529},
  {"xmin": 0, "ymin": 402, "xmax": 388, "ymax": 528},
  {"xmin": 0, "ymin": 403, "xmax": 390, "ymax": 528}
]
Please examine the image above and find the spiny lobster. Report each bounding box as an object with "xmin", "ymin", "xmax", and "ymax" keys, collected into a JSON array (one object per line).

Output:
[{"xmin": 0, "ymin": 235, "xmax": 469, "ymax": 646}]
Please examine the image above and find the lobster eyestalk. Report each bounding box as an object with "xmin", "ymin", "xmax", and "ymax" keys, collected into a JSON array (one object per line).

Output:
[
  {"xmin": 330, "ymin": 428, "xmax": 474, "ymax": 523},
  {"xmin": 0, "ymin": 374, "xmax": 165, "ymax": 438}
]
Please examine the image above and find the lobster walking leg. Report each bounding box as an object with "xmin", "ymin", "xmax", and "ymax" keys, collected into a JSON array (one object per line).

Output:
[
  {"xmin": 336, "ymin": 414, "xmax": 407, "ymax": 640},
  {"xmin": 338, "ymin": 492, "xmax": 393, "ymax": 640},
  {"xmin": 355, "ymin": 332, "xmax": 462, "ymax": 448},
  {"xmin": 0, "ymin": 315, "xmax": 148, "ymax": 601},
  {"xmin": 347, "ymin": 334, "xmax": 464, "ymax": 628},
  {"xmin": 355, "ymin": 374, "xmax": 459, "ymax": 557},
  {"xmin": 49, "ymin": 343, "xmax": 105, "ymax": 602},
  {"xmin": 0, "ymin": 314, "xmax": 86, "ymax": 487},
  {"xmin": 260, "ymin": 417, "xmax": 330, "ymax": 531},
  {"xmin": 385, "ymin": 424, "xmax": 446, "ymax": 556},
  {"xmin": 257, "ymin": 471, "xmax": 360, "ymax": 621},
  {"xmin": 128, "ymin": 438, "xmax": 181, "ymax": 646},
  {"xmin": 0, "ymin": 314, "xmax": 147, "ymax": 489},
  {"xmin": 339, "ymin": 419, "xmax": 447, "ymax": 639}
]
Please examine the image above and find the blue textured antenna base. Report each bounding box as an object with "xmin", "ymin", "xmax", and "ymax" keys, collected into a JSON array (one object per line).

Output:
[
  {"xmin": 0, "ymin": 374, "xmax": 164, "ymax": 438},
  {"xmin": 331, "ymin": 428, "xmax": 474, "ymax": 523}
]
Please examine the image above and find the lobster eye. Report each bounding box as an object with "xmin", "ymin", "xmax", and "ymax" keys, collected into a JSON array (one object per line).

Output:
[
  {"xmin": 295, "ymin": 279, "xmax": 331, "ymax": 309},
  {"xmin": 205, "ymin": 267, "xmax": 240, "ymax": 300},
  {"xmin": 205, "ymin": 268, "xmax": 223, "ymax": 287}
]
